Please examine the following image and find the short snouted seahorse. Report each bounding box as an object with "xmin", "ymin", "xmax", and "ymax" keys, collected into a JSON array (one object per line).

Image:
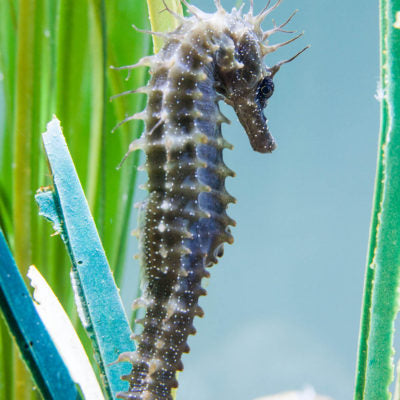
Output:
[{"xmin": 113, "ymin": 1, "xmax": 307, "ymax": 398}]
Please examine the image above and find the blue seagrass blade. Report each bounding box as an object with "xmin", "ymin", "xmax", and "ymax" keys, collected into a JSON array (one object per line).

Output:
[
  {"xmin": 35, "ymin": 116, "xmax": 134, "ymax": 399},
  {"xmin": 0, "ymin": 229, "xmax": 82, "ymax": 400}
]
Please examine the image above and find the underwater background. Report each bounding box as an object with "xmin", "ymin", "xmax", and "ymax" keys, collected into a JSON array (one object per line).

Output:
[{"xmin": 0, "ymin": 0, "xmax": 379, "ymax": 398}]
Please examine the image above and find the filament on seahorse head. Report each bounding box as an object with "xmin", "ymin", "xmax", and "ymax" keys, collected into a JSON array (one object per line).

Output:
[{"xmin": 112, "ymin": 1, "xmax": 307, "ymax": 399}]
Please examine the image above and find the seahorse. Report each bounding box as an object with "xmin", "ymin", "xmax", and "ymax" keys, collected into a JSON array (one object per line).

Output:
[{"xmin": 114, "ymin": 1, "xmax": 306, "ymax": 398}]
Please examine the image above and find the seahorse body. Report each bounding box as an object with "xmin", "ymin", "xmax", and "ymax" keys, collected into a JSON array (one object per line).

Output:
[{"xmin": 116, "ymin": 1, "xmax": 305, "ymax": 399}]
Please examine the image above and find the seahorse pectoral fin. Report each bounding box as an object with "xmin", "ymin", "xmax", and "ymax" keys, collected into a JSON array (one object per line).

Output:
[{"xmin": 234, "ymin": 103, "xmax": 276, "ymax": 153}]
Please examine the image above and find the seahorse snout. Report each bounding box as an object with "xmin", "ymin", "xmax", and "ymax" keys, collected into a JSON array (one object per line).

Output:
[{"xmin": 234, "ymin": 102, "xmax": 276, "ymax": 153}]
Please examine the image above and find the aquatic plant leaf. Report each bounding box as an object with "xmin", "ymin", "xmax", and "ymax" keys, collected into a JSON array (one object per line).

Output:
[
  {"xmin": 36, "ymin": 116, "xmax": 134, "ymax": 399},
  {"xmin": 354, "ymin": 1, "xmax": 400, "ymax": 399},
  {"xmin": 27, "ymin": 265, "xmax": 104, "ymax": 400},
  {"xmin": 0, "ymin": 229, "xmax": 81, "ymax": 400}
]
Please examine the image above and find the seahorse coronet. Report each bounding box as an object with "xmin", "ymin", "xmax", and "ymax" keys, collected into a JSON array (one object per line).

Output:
[{"xmin": 115, "ymin": 1, "xmax": 306, "ymax": 399}]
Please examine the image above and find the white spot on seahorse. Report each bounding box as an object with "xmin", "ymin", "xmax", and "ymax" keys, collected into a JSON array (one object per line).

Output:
[
  {"xmin": 161, "ymin": 265, "xmax": 169, "ymax": 274},
  {"xmin": 158, "ymin": 222, "xmax": 166, "ymax": 232},
  {"xmin": 161, "ymin": 200, "xmax": 171, "ymax": 210},
  {"xmin": 159, "ymin": 247, "xmax": 168, "ymax": 258}
]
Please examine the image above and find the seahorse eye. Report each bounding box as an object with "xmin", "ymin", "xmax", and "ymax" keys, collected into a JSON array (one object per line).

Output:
[{"xmin": 256, "ymin": 77, "xmax": 274, "ymax": 108}]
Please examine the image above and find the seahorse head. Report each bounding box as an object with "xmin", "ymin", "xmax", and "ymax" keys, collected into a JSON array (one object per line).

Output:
[{"xmin": 209, "ymin": 0, "xmax": 308, "ymax": 153}]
